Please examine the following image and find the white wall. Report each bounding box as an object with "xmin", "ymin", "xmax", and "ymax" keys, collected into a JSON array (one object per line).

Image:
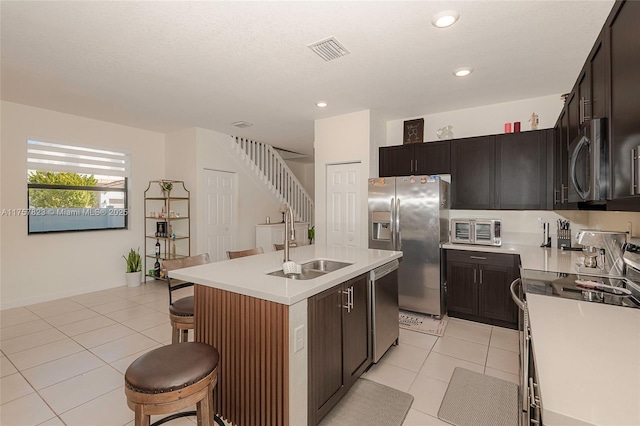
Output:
[
  {"xmin": 285, "ymin": 160, "xmax": 315, "ymax": 203},
  {"xmin": 314, "ymin": 110, "xmax": 371, "ymax": 247},
  {"xmin": 194, "ymin": 128, "xmax": 284, "ymax": 252},
  {"xmin": 0, "ymin": 101, "xmax": 165, "ymax": 308},
  {"xmin": 165, "ymin": 128, "xmax": 198, "ymax": 253},
  {"xmin": 386, "ymin": 94, "xmax": 564, "ymax": 146},
  {"xmin": 588, "ymin": 211, "xmax": 640, "ymax": 238}
]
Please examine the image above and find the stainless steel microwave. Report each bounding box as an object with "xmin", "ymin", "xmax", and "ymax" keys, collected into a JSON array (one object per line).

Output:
[
  {"xmin": 451, "ymin": 219, "xmax": 501, "ymax": 246},
  {"xmin": 568, "ymin": 118, "xmax": 608, "ymax": 202}
]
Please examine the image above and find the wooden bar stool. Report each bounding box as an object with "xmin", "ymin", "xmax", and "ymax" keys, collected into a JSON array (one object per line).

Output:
[
  {"xmin": 163, "ymin": 254, "xmax": 211, "ymax": 344},
  {"xmin": 125, "ymin": 342, "xmax": 223, "ymax": 426}
]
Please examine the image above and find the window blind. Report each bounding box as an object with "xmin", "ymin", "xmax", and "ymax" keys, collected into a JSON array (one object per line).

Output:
[{"xmin": 27, "ymin": 140, "xmax": 130, "ymax": 178}]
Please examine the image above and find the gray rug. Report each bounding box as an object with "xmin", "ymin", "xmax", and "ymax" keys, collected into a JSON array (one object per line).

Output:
[
  {"xmin": 438, "ymin": 367, "xmax": 518, "ymax": 426},
  {"xmin": 319, "ymin": 378, "xmax": 414, "ymax": 426}
]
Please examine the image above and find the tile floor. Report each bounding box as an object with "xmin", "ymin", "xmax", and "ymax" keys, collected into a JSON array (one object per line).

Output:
[{"xmin": 1, "ymin": 282, "xmax": 519, "ymax": 426}]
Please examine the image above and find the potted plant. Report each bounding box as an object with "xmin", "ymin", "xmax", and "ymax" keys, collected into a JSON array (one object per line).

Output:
[
  {"xmin": 308, "ymin": 226, "xmax": 315, "ymax": 244},
  {"xmin": 159, "ymin": 181, "xmax": 173, "ymax": 198},
  {"xmin": 123, "ymin": 248, "xmax": 142, "ymax": 287}
]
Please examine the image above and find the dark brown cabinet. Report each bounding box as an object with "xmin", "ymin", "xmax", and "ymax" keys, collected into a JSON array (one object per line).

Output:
[
  {"xmin": 451, "ymin": 135, "xmax": 495, "ymax": 209},
  {"xmin": 308, "ymin": 273, "xmax": 370, "ymax": 425},
  {"xmin": 451, "ymin": 131, "xmax": 550, "ymax": 210},
  {"xmin": 608, "ymin": 0, "xmax": 640, "ymax": 204},
  {"xmin": 552, "ymin": 108, "xmax": 578, "ymax": 210},
  {"xmin": 446, "ymin": 250, "xmax": 519, "ymax": 329},
  {"xmin": 496, "ymin": 130, "xmax": 551, "ymax": 210},
  {"xmin": 379, "ymin": 142, "xmax": 450, "ymax": 177}
]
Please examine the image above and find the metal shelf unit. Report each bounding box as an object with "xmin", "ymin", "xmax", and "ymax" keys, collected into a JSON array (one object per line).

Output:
[{"xmin": 144, "ymin": 180, "xmax": 191, "ymax": 278}]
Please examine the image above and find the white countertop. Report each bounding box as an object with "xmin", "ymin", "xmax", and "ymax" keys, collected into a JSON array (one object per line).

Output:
[
  {"xmin": 169, "ymin": 245, "xmax": 402, "ymax": 305},
  {"xmin": 527, "ymin": 294, "xmax": 640, "ymax": 426},
  {"xmin": 442, "ymin": 242, "xmax": 584, "ymax": 274}
]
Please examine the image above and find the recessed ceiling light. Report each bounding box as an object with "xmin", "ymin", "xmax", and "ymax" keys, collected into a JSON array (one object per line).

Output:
[
  {"xmin": 453, "ymin": 67, "xmax": 473, "ymax": 77},
  {"xmin": 316, "ymin": 101, "xmax": 328, "ymax": 108},
  {"xmin": 432, "ymin": 10, "xmax": 460, "ymax": 28}
]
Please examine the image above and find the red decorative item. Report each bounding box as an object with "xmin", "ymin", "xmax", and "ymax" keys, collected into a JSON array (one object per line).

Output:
[
  {"xmin": 504, "ymin": 123, "xmax": 512, "ymax": 133},
  {"xmin": 514, "ymin": 121, "xmax": 521, "ymax": 132}
]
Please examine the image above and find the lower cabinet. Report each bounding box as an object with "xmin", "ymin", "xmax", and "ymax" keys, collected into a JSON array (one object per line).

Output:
[
  {"xmin": 308, "ymin": 273, "xmax": 371, "ymax": 425},
  {"xmin": 446, "ymin": 250, "xmax": 519, "ymax": 329}
]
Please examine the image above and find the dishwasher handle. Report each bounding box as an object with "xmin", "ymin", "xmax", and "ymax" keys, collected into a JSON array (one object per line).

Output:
[{"xmin": 371, "ymin": 260, "xmax": 400, "ymax": 281}]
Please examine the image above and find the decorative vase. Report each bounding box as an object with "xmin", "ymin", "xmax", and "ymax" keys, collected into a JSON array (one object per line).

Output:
[{"xmin": 125, "ymin": 271, "xmax": 142, "ymax": 287}]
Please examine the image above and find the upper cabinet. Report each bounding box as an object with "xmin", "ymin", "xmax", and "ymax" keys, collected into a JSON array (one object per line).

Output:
[
  {"xmin": 608, "ymin": 0, "xmax": 640, "ymax": 204},
  {"xmin": 451, "ymin": 135, "xmax": 495, "ymax": 209},
  {"xmin": 451, "ymin": 131, "xmax": 550, "ymax": 210},
  {"xmin": 379, "ymin": 141, "xmax": 450, "ymax": 177},
  {"xmin": 496, "ymin": 130, "xmax": 551, "ymax": 210}
]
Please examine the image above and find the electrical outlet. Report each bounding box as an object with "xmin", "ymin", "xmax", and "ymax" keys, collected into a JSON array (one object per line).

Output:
[{"xmin": 294, "ymin": 325, "xmax": 305, "ymax": 353}]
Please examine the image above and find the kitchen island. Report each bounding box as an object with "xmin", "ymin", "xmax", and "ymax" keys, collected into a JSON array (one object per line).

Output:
[{"xmin": 170, "ymin": 245, "xmax": 402, "ymax": 426}]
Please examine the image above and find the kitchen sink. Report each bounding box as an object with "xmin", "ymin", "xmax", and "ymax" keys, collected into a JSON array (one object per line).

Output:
[
  {"xmin": 266, "ymin": 259, "xmax": 353, "ymax": 280},
  {"xmin": 301, "ymin": 259, "xmax": 352, "ymax": 273},
  {"xmin": 266, "ymin": 269, "xmax": 326, "ymax": 280}
]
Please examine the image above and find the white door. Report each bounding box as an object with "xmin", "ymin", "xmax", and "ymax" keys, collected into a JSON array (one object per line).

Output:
[
  {"xmin": 203, "ymin": 169, "xmax": 237, "ymax": 262},
  {"xmin": 326, "ymin": 163, "xmax": 360, "ymax": 247}
]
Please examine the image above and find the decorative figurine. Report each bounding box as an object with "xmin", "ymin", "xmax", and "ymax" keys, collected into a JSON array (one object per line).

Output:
[
  {"xmin": 436, "ymin": 125, "xmax": 454, "ymax": 140},
  {"xmin": 529, "ymin": 113, "xmax": 539, "ymax": 130}
]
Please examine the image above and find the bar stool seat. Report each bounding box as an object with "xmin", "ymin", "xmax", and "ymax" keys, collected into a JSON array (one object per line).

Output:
[
  {"xmin": 169, "ymin": 296, "xmax": 194, "ymax": 317},
  {"xmin": 125, "ymin": 342, "xmax": 222, "ymax": 426}
]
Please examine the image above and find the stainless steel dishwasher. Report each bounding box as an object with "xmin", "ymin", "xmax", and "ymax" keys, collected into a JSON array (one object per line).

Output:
[{"xmin": 369, "ymin": 259, "xmax": 400, "ymax": 363}]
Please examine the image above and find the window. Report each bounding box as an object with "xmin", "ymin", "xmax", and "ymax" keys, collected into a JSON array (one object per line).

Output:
[{"xmin": 26, "ymin": 140, "xmax": 130, "ymax": 234}]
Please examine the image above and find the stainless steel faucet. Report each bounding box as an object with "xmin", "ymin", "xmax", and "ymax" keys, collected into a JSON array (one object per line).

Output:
[{"xmin": 284, "ymin": 206, "xmax": 295, "ymax": 263}]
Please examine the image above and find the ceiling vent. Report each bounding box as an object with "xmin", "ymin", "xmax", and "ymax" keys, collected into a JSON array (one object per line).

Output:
[
  {"xmin": 232, "ymin": 121, "xmax": 253, "ymax": 128},
  {"xmin": 308, "ymin": 37, "xmax": 350, "ymax": 62}
]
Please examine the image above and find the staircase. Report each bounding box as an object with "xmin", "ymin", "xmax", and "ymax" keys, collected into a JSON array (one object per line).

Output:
[{"xmin": 230, "ymin": 136, "xmax": 314, "ymax": 224}]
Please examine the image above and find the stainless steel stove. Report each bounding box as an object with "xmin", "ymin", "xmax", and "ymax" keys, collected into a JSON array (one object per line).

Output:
[{"xmin": 522, "ymin": 269, "xmax": 640, "ymax": 309}]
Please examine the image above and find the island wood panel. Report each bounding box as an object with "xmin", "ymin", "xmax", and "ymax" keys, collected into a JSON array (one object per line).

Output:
[{"xmin": 194, "ymin": 285, "xmax": 289, "ymax": 426}]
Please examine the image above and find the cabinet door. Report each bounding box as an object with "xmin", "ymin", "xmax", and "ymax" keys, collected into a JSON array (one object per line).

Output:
[
  {"xmin": 414, "ymin": 142, "xmax": 451, "ymax": 175},
  {"xmin": 496, "ymin": 131, "xmax": 547, "ymax": 210},
  {"xmin": 451, "ymin": 136, "xmax": 496, "ymax": 209},
  {"xmin": 446, "ymin": 260, "xmax": 478, "ymax": 316},
  {"xmin": 590, "ymin": 33, "xmax": 607, "ymax": 120},
  {"xmin": 478, "ymin": 264, "xmax": 518, "ymax": 327},
  {"xmin": 342, "ymin": 274, "xmax": 371, "ymax": 386},
  {"xmin": 308, "ymin": 286, "xmax": 345, "ymax": 424},
  {"xmin": 609, "ymin": 0, "xmax": 640, "ymax": 200},
  {"xmin": 566, "ymin": 90, "xmax": 580, "ymax": 146},
  {"xmin": 379, "ymin": 145, "xmax": 414, "ymax": 177}
]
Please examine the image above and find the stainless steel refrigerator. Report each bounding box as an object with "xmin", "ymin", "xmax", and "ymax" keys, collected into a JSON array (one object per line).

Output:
[{"xmin": 368, "ymin": 175, "xmax": 450, "ymax": 317}]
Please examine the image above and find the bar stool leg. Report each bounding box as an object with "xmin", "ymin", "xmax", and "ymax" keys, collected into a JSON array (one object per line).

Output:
[
  {"xmin": 135, "ymin": 404, "xmax": 150, "ymax": 426},
  {"xmin": 182, "ymin": 329, "xmax": 189, "ymax": 343},
  {"xmin": 171, "ymin": 325, "xmax": 180, "ymax": 344}
]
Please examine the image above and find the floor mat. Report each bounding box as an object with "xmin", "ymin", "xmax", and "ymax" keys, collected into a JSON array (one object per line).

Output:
[
  {"xmin": 319, "ymin": 378, "xmax": 413, "ymax": 426},
  {"xmin": 438, "ymin": 367, "xmax": 519, "ymax": 426},
  {"xmin": 399, "ymin": 310, "xmax": 448, "ymax": 336}
]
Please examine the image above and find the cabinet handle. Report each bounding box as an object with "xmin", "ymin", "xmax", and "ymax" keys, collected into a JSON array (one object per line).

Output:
[
  {"xmin": 342, "ymin": 289, "xmax": 351, "ymax": 313},
  {"xmin": 579, "ymin": 97, "xmax": 584, "ymax": 124},
  {"xmin": 631, "ymin": 147, "xmax": 640, "ymax": 196},
  {"xmin": 469, "ymin": 256, "xmax": 487, "ymax": 260},
  {"xmin": 342, "ymin": 287, "xmax": 354, "ymax": 312},
  {"xmin": 561, "ymin": 184, "xmax": 568, "ymax": 203},
  {"xmin": 479, "ymin": 270, "xmax": 483, "ymax": 284}
]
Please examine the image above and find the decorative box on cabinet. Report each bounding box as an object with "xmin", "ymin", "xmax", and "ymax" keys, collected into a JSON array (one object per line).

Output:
[
  {"xmin": 144, "ymin": 180, "xmax": 191, "ymax": 278},
  {"xmin": 255, "ymin": 222, "xmax": 309, "ymax": 252}
]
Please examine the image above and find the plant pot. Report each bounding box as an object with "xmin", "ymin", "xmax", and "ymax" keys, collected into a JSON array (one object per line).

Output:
[{"xmin": 125, "ymin": 271, "xmax": 142, "ymax": 287}]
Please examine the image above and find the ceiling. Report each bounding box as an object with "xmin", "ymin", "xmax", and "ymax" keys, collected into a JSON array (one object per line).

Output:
[{"xmin": 1, "ymin": 1, "xmax": 615, "ymax": 157}]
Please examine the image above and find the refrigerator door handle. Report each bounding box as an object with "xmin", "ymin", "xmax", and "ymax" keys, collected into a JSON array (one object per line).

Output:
[
  {"xmin": 396, "ymin": 198, "xmax": 401, "ymax": 251},
  {"xmin": 390, "ymin": 197, "xmax": 396, "ymax": 250}
]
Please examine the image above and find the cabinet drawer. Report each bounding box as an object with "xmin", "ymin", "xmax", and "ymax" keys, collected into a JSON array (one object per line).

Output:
[{"xmin": 447, "ymin": 249, "xmax": 519, "ymax": 268}]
